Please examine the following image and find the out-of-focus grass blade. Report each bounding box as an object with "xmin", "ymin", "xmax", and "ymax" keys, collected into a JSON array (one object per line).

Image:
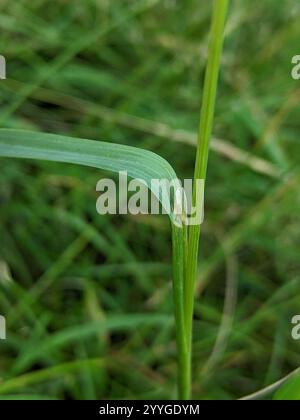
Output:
[
  {"xmin": 0, "ymin": 129, "xmax": 178, "ymax": 222},
  {"xmin": 0, "ymin": 358, "xmax": 103, "ymax": 395},
  {"xmin": 11, "ymin": 314, "xmax": 172, "ymax": 375}
]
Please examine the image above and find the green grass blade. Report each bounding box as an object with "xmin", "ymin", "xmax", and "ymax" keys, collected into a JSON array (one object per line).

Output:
[
  {"xmin": 0, "ymin": 129, "xmax": 178, "ymax": 222},
  {"xmin": 184, "ymin": 0, "xmax": 229, "ymax": 399},
  {"xmin": 11, "ymin": 314, "xmax": 172, "ymax": 375},
  {"xmin": 0, "ymin": 128, "xmax": 188, "ymax": 399},
  {"xmin": 0, "ymin": 358, "xmax": 103, "ymax": 395},
  {"xmin": 274, "ymin": 372, "xmax": 300, "ymax": 400}
]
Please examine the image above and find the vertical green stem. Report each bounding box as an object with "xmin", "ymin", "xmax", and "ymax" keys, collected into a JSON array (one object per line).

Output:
[
  {"xmin": 184, "ymin": 0, "xmax": 229, "ymax": 398},
  {"xmin": 171, "ymin": 0, "xmax": 228, "ymax": 401},
  {"xmin": 172, "ymin": 223, "xmax": 190, "ymax": 399}
]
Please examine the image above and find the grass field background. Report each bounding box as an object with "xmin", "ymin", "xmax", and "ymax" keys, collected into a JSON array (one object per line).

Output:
[{"xmin": 0, "ymin": 0, "xmax": 300, "ymax": 400}]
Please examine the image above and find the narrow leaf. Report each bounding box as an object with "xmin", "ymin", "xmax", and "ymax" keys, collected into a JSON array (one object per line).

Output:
[{"xmin": 0, "ymin": 129, "xmax": 179, "ymax": 223}]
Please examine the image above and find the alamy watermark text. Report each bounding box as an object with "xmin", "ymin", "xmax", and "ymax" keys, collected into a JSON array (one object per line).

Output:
[
  {"xmin": 292, "ymin": 55, "xmax": 300, "ymax": 80},
  {"xmin": 0, "ymin": 315, "xmax": 6, "ymax": 340},
  {"xmin": 0, "ymin": 55, "xmax": 6, "ymax": 79},
  {"xmin": 95, "ymin": 171, "xmax": 205, "ymax": 227}
]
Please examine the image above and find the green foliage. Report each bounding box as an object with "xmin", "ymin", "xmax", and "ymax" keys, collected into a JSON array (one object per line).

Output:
[
  {"xmin": 274, "ymin": 374, "xmax": 300, "ymax": 400},
  {"xmin": 0, "ymin": 0, "xmax": 229, "ymax": 399},
  {"xmin": 0, "ymin": 129, "xmax": 178, "ymax": 222},
  {"xmin": 0, "ymin": 0, "xmax": 300, "ymax": 401}
]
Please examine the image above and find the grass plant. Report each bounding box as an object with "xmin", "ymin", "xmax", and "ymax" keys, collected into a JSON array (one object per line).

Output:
[{"xmin": 0, "ymin": 0, "xmax": 299, "ymax": 401}]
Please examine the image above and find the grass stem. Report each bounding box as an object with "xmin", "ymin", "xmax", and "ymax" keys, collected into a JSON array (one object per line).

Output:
[{"xmin": 172, "ymin": 0, "xmax": 229, "ymax": 400}]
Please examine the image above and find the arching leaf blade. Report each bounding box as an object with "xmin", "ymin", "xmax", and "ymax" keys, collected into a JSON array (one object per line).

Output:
[{"xmin": 0, "ymin": 129, "xmax": 179, "ymax": 223}]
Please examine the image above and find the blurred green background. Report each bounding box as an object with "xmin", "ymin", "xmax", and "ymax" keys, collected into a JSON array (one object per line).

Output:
[{"xmin": 0, "ymin": 0, "xmax": 300, "ymax": 400}]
